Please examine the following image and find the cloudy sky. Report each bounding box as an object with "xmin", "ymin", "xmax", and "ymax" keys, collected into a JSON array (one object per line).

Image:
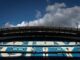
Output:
[{"xmin": 0, "ymin": 0, "xmax": 80, "ymax": 28}]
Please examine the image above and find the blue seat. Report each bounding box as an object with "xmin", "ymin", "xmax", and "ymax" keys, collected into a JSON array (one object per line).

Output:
[
  {"xmin": 31, "ymin": 47, "xmax": 43, "ymax": 56},
  {"xmin": 6, "ymin": 47, "xmax": 27, "ymax": 52},
  {"xmin": 48, "ymin": 47, "xmax": 67, "ymax": 57},
  {"xmin": 72, "ymin": 47, "xmax": 80, "ymax": 57}
]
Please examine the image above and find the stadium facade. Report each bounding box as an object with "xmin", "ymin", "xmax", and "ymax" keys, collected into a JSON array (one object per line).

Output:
[{"xmin": 0, "ymin": 26, "xmax": 80, "ymax": 58}]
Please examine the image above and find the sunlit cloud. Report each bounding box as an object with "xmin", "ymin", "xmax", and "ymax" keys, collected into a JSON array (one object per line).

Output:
[{"xmin": 4, "ymin": 3, "xmax": 80, "ymax": 28}]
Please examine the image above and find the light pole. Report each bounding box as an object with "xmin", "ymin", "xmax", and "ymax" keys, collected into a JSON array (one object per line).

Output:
[{"xmin": 76, "ymin": 22, "xmax": 79, "ymax": 44}]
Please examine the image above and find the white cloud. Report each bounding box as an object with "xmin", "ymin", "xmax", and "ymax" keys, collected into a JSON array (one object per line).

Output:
[
  {"xmin": 4, "ymin": 3, "xmax": 80, "ymax": 28},
  {"xmin": 16, "ymin": 21, "xmax": 28, "ymax": 27},
  {"xmin": 35, "ymin": 10, "xmax": 42, "ymax": 19},
  {"xmin": 4, "ymin": 22, "xmax": 15, "ymax": 28}
]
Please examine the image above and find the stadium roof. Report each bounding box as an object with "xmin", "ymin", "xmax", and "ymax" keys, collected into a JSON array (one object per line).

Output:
[{"xmin": 0, "ymin": 26, "xmax": 80, "ymax": 42}]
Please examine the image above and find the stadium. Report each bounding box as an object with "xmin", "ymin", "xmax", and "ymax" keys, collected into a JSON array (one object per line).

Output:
[{"xmin": 0, "ymin": 26, "xmax": 80, "ymax": 59}]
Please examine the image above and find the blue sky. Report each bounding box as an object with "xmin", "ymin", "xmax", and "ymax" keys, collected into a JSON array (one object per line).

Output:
[
  {"xmin": 0, "ymin": 0, "xmax": 47, "ymax": 26},
  {"xmin": 0, "ymin": 0, "xmax": 80, "ymax": 27}
]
